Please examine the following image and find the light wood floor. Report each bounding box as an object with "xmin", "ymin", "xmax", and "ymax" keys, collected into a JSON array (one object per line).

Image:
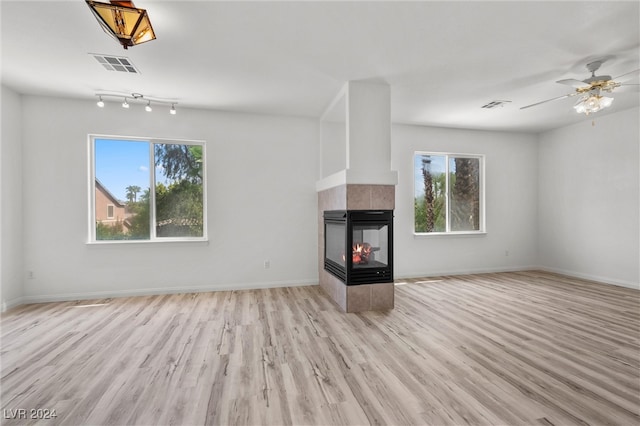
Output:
[{"xmin": 1, "ymin": 271, "xmax": 639, "ymax": 425}]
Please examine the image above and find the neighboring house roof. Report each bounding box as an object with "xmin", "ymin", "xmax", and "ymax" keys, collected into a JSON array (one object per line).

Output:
[
  {"xmin": 95, "ymin": 179, "xmax": 125, "ymax": 207},
  {"xmin": 157, "ymin": 218, "xmax": 202, "ymax": 227}
]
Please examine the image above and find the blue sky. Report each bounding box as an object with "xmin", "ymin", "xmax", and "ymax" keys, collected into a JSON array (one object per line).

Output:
[{"xmin": 95, "ymin": 139, "xmax": 151, "ymax": 201}]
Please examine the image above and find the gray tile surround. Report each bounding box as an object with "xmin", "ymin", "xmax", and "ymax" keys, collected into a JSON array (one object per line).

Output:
[{"xmin": 317, "ymin": 184, "xmax": 395, "ymax": 313}]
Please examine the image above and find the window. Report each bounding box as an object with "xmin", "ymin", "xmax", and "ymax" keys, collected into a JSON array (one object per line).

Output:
[
  {"xmin": 90, "ymin": 136, "xmax": 206, "ymax": 242},
  {"xmin": 414, "ymin": 152, "xmax": 484, "ymax": 234}
]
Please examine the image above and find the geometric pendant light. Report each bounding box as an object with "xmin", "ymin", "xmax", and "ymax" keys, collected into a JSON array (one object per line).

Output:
[{"xmin": 86, "ymin": 0, "xmax": 156, "ymax": 49}]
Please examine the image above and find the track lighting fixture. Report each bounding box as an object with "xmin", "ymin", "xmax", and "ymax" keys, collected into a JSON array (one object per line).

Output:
[{"xmin": 95, "ymin": 92, "xmax": 178, "ymax": 115}]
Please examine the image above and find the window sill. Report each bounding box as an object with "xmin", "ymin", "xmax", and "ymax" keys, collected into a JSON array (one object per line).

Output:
[
  {"xmin": 86, "ymin": 238, "xmax": 209, "ymax": 246},
  {"xmin": 413, "ymin": 231, "xmax": 487, "ymax": 238}
]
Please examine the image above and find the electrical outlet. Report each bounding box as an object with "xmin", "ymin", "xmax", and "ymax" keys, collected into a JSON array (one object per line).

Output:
[
  {"xmin": 505, "ymin": 250, "xmax": 510, "ymax": 257},
  {"xmin": 27, "ymin": 271, "xmax": 35, "ymax": 279},
  {"xmin": 264, "ymin": 260, "xmax": 270, "ymax": 269}
]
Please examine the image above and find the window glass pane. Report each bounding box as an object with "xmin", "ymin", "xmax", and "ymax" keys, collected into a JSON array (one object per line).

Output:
[
  {"xmin": 414, "ymin": 154, "xmax": 446, "ymax": 232},
  {"xmin": 449, "ymin": 157, "xmax": 481, "ymax": 231},
  {"xmin": 154, "ymin": 144, "xmax": 204, "ymax": 238},
  {"xmin": 94, "ymin": 139, "xmax": 150, "ymax": 240}
]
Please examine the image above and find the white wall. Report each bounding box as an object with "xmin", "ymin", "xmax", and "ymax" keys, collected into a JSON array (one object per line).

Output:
[
  {"xmin": 7, "ymin": 93, "xmax": 638, "ymax": 307},
  {"xmin": 320, "ymin": 121, "xmax": 346, "ymax": 178},
  {"xmin": 20, "ymin": 95, "xmax": 319, "ymax": 303},
  {"xmin": 347, "ymin": 81, "xmax": 391, "ymax": 174},
  {"xmin": 392, "ymin": 124, "xmax": 539, "ymax": 277},
  {"xmin": 1, "ymin": 85, "xmax": 25, "ymax": 311},
  {"xmin": 0, "ymin": 86, "xmax": 25, "ymax": 310},
  {"xmin": 538, "ymin": 107, "xmax": 640, "ymax": 289},
  {"xmin": 320, "ymin": 90, "xmax": 346, "ymax": 179}
]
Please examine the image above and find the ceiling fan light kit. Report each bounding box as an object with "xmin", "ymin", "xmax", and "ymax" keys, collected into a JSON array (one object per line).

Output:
[
  {"xmin": 521, "ymin": 59, "xmax": 639, "ymax": 116},
  {"xmin": 573, "ymin": 94, "xmax": 613, "ymax": 115},
  {"xmin": 86, "ymin": 0, "xmax": 156, "ymax": 49}
]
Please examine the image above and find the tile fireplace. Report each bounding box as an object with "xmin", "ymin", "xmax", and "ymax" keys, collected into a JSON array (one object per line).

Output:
[{"xmin": 317, "ymin": 184, "xmax": 395, "ymax": 313}]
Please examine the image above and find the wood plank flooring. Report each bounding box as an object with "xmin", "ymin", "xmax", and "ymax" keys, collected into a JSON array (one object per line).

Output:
[{"xmin": 1, "ymin": 271, "xmax": 639, "ymax": 425}]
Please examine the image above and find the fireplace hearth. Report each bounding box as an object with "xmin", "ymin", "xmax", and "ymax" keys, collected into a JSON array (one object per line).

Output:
[{"xmin": 324, "ymin": 210, "xmax": 393, "ymax": 285}]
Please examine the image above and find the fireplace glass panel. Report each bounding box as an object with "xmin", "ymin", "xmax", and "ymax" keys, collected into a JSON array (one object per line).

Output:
[
  {"xmin": 352, "ymin": 224, "xmax": 389, "ymax": 269},
  {"xmin": 326, "ymin": 222, "xmax": 346, "ymax": 267},
  {"xmin": 324, "ymin": 210, "xmax": 393, "ymax": 285}
]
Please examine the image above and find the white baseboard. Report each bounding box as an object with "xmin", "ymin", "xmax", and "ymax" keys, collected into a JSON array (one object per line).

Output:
[
  {"xmin": 396, "ymin": 265, "xmax": 640, "ymax": 290},
  {"xmin": 20, "ymin": 278, "xmax": 319, "ymax": 306},
  {"xmin": 12, "ymin": 267, "xmax": 638, "ymax": 308},
  {"xmin": 1, "ymin": 296, "xmax": 26, "ymax": 313},
  {"xmin": 537, "ymin": 266, "xmax": 640, "ymax": 290},
  {"xmin": 395, "ymin": 265, "xmax": 538, "ymax": 280}
]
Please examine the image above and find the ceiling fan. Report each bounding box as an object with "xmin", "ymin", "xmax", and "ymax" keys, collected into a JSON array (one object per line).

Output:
[{"xmin": 521, "ymin": 60, "xmax": 640, "ymax": 115}]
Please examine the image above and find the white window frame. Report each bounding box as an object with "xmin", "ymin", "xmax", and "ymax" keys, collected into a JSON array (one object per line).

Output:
[
  {"xmin": 88, "ymin": 134, "xmax": 208, "ymax": 243},
  {"xmin": 413, "ymin": 151, "xmax": 486, "ymax": 236}
]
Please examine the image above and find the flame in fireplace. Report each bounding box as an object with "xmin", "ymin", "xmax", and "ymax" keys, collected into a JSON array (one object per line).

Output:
[{"xmin": 343, "ymin": 242, "xmax": 372, "ymax": 264}]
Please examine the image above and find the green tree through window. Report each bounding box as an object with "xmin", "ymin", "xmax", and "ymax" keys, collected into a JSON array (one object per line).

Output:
[
  {"xmin": 92, "ymin": 137, "xmax": 206, "ymax": 242},
  {"xmin": 414, "ymin": 153, "xmax": 482, "ymax": 234}
]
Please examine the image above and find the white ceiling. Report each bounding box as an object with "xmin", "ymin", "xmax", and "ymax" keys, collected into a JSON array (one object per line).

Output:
[{"xmin": 2, "ymin": 1, "xmax": 639, "ymax": 133}]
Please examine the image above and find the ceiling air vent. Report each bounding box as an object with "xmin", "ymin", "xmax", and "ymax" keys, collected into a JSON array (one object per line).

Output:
[
  {"xmin": 481, "ymin": 100, "xmax": 511, "ymax": 109},
  {"xmin": 91, "ymin": 54, "xmax": 140, "ymax": 74}
]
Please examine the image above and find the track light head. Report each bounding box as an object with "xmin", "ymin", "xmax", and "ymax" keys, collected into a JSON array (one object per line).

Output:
[
  {"xmin": 97, "ymin": 96, "xmax": 105, "ymax": 107},
  {"xmin": 145, "ymin": 101, "xmax": 152, "ymax": 112},
  {"xmin": 122, "ymin": 98, "xmax": 129, "ymax": 108},
  {"xmin": 170, "ymin": 104, "xmax": 177, "ymax": 115}
]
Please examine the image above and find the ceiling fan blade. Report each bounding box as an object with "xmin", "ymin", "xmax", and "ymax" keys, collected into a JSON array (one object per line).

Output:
[
  {"xmin": 615, "ymin": 83, "xmax": 640, "ymax": 91},
  {"xmin": 556, "ymin": 78, "xmax": 589, "ymax": 88},
  {"xmin": 614, "ymin": 68, "xmax": 640, "ymax": 82},
  {"xmin": 520, "ymin": 92, "xmax": 578, "ymax": 110}
]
